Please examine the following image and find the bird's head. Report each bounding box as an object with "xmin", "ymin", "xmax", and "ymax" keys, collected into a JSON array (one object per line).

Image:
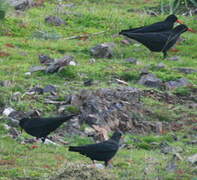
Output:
[
  {"xmin": 166, "ymin": 14, "xmax": 184, "ymax": 24},
  {"xmin": 111, "ymin": 130, "xmax": 123, "ymax": 142}
]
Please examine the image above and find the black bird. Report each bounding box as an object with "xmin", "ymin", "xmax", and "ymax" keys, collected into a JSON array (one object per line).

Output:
[
  {"xmin": 119, "ymin": 14, "xmax": 183, "ymax": 34},
  {"xmin": 119, "ymin": 24, "xmax": 191, "ymax": 58},
  {"xmin": 19, "ymin": 114, "xmax": 77, "ymax": 143},
  {"xmin": 69, "ymin": 130, "xmax": 122, "ymax": 167}
]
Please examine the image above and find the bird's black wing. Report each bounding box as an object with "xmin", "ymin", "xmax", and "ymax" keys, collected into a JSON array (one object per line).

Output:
[
  {"xmin": 123, "ymin": 32, "xmax": 174, "ymax": 51},
  {"xmin": 121, "ymin": 21, "xmax": 171, "ymax": 33},
  {"xmin": 73, "ymin": 140, "xmax": 118, "ymax": 153}
]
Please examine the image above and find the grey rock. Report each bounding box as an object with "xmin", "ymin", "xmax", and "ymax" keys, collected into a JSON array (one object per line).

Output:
[
  {"xmin": 0, "ymin": 80, "xmax": 12, "ymax": 87},
  {"xmin": 156, "ymin": 62, "xmax": 166, "ymax": 69},
  {"xmin": 125, "ymin": 57, "xmax": 137, "ymax": 64},
  {"xmin": 28, "ymin": 86, "xmax": 44, "ymax": 94},
  {"xmin": 166, "ymin": 155, "xmax": 177, "ymax": 172},
  {"xmin": 138, "ymin": 73, "xmax": 163, "ymax": 88},
  {"xmin": 8, "ymin": 0, "xmax": 33, "ymax": 10},
  {"xmin": 7, "ymin": 118, "xmax": 19, "ymax": 127},
  {"xmin": 160, "ymin": 142, "xmax": 182, "ymax": 154},
  {"xmin": 11, "ymin": 92, "xmax": 22, "ymax": 101},
  {"xmin": 187, "ymin": 154, "xmax": 197, "ymax": 165},
  {"xmin": 140, "ymin": 68, "xmax": 149, "ymax": 75},
  {"xmin": 45, "ymin": 16, "xmax": 66, "ymax": 26},
  {"xmin": 43, "ymin": 85, "xmax": 57, "ymax": 94},
  {"xmin": 3, "ymin": 124, "xmax": 11, "ymax": 130},
  {"xmin": 9, "ymin": 127, "xmax": 20, "ymax": 138},
  {"xmin": 90, "ymin": 42, "xmax": 116, "ymax": 58},
  {"xmin": 174, "ymin": 67, "xmax": 197, "ymax": 74},
  {"xmin": 26, "ymin": 110, "xmax": 40, "ymax": 118},
  {"xmin": 39, "ymin": 54, "xmax": 54, "ymax": 65},
  {"xmin": 187, "ymin": 140, "xmax": 197, "ymax": 145},
  {"xmin": 45, "ymin": 55, "xmax": 73, "ymax": 73},
  {"xmin": 9, "ymin": 110, "xmax": 26, "ymax": 120},
  {"xmin": 85, "ymin": 114, "xmax": 100, "ymax": 126},
  {"xmin": 30, "ymin": 66, "xmax": 46, "ymax": 73},
  {"xmin": 84, "ymin": 79, "xmax": 93, "ymax": 86},
  {"xmin": 165, "ymin": 78, "xmax": 190, "ymax": 90},
  {"xmin": 3, "ymin": 107, "xmax": 16, "ymax": 116},
  {"xmin": 167, "ymin": 56, "xmax": 180, "ymax": 61}
]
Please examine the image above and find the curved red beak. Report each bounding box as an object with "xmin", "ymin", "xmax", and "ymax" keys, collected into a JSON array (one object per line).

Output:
[
  {"xmin": 176, "ymin": 19, "xmax": 184, "ymax": 24},
  {"xmin": 188, "ymin": 28, "xmax": 196, "ymax": 33}
]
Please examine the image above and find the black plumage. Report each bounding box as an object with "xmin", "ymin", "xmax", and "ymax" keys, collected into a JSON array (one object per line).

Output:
[
  {"xmin": 69, "ymin": 130, "xmax": 122, "ymax": 167},
  {"xmin": 19, "ymin": 114, "xmax": 77, "ymax": 142},
  {"xmin": 119, "ymin": 14, "xmax": 182, "ymax": 34},
  {"xmin": 119, "ymin": 24, "xmax": 189, "ymax": 58}
]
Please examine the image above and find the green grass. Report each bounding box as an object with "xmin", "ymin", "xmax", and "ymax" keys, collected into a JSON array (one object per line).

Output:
[{"xmin": 0, "ymin": 0, "xmax": 196, "ymax": 179}]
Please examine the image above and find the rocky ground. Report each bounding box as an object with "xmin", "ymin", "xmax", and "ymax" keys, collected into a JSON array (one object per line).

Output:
[{"xmin": 0, "ymin": 0, "xmax": 196, "ymax": 179}]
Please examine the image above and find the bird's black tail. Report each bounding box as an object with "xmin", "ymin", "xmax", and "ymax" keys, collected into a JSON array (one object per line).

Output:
[
  {"xmin": 57, "ymin": 114, "xmax": 78, "ymax": 123},
  {"xmin": 119, "ymin": 29, "xmax": 135, "ymax": 37},
  {"xmin": 68, "ymin": 146, "xmax": 83, "ymax": 152}
]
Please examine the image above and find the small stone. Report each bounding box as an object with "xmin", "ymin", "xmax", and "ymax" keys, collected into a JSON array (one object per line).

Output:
[
  {"xmin": 28, "ymin": 86, "xmax": 44, "ymax": 94},
  {"xmin": 30, "ymin": 66, "xmax": 46, "ymax": 73},
  {"xmin": 69, "ymin": 61, "xmax": 77, "ymax": 66},
  {"xmin": 84, "ymin": 127, "xmax": 95, "ymax": 135},
  {"xmin": 90, "ymin": 42, "xmax": 116, "ymax": 58},
  {"xmin": 7, "ymin": 119, "xmax": 19, "ymax": 127},
  {"xmin": 43, "ymin": 139, "xmax": 59, "ymax": 146},
  {"xmin": 140, "ymin": 68, "xmax": 149, "ymax": 75},
  {"xmin": 166, "ymin": 155, "xmax": 177, "ymax": 172},
  {"xmin": 187, "ymin": 154, "xmax": 197, "ymax": 165},
  {"xmin": 115, "ymin": 79, "xmax": 129, "ymax": 86},
  {"xmin": 186, "ymin": 140, "xmax": 197, "ymax": 145},
  {"xmin": 174, "ymin": 67, "xmax": 197, "ymax": 74},
  {"xmin": 45, "ymin": 16, "xmax": 66, "ymax": 26},
  {"xmin": 11, "ymin": 92, "xmax": 22, "ymax": 101},
  {"xmin": 167, "ymin": 56, "xmax": 180, "ymax": 61},
  {"xmin": 138, "ymin": 73, "xmax": 163, "ymax": 88},
  {"xmin": 3, "ymin": 124, "xmax": 11, "ymax": 130},
  {"xmin": 43, "ymin": 85, "xmax": 57, "ymax": 94},
  {"xmin": 125, "ymin": 58, "xmax": 137, "ymax": 64},
  {"xmin": 165, "ymin": 78, "xmax": 190, "ymax": 90},
  {"xmin": 45, "ymin": 55, "xmax": 73, "ymax": 73},
  {"xmin": 25, "ymin": 72, "xmax": 31, "ymax": 76},
  {"xmin": 39, "ymin": 54, "xmax": 54, "ymax": 65},
  {"xmin": 0, "ymin": 80, "xmax": 12, "ymax": 87},
  {"xmin": 156, "ymin": 62, "xmax": 165, "ymax": 69},
  {"xmin": 89, "ymin": 58, "xmax": 96, "ymax": 63},
  {"xmin": 87, "ymin": 163, "xmax": 105, "ymax": 169},
  {"xmin": 9, "ymin": 127, "xmax": 20, "ymax": 138},
  {"xmin": 3, "ymin": 107, "xmax": 16, "ymax": 116},
  {"xmin": 8, "ymin": 0, "xmax": 33, "ymax": 11},
  {"xmin": 84, "ymin": 79, "xmax": 93, "ymax": 86}
]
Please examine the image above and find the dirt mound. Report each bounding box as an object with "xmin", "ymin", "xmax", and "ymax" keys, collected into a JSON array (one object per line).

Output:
[{"xmin": 49, "ymin": 163, "xmax": 115, "ymax": 180}]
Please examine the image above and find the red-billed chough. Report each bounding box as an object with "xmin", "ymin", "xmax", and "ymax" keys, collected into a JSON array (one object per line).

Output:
[
  {"xmin": 119, "ymin": 24, "xmax": 192, "ymax": 58},
  {"xmin": 69, "ymin": 130, "xmax": 122, "ymax": 167},
  {"xmin": 119, "ymin": 14, "xmax": 183, "ymax": 34},
  {"xmin": 19, "ymin": 114, "xmax": 77, "ymax": 143}
]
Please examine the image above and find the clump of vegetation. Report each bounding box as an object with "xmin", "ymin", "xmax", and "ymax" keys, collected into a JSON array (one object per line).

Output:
[{"xmin": 0, "ymin": 0, "xmax": 9, "ymax": 20}]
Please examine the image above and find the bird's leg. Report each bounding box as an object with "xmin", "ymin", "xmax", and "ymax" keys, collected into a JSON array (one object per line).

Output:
[
  {"xmin": 163, "ymin": 52, "xmax": 167, "ymax": 59},
  {"xmin": 104, "ymin": 161, "xmax": 108, "ymax": 167},
  {"xmin": 41, "ymin": 137, "xmax": 46, "ymax": 143},
  {"xmin": 106, "ymin": 160, "xmax": 113, "ymax": 168}
]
